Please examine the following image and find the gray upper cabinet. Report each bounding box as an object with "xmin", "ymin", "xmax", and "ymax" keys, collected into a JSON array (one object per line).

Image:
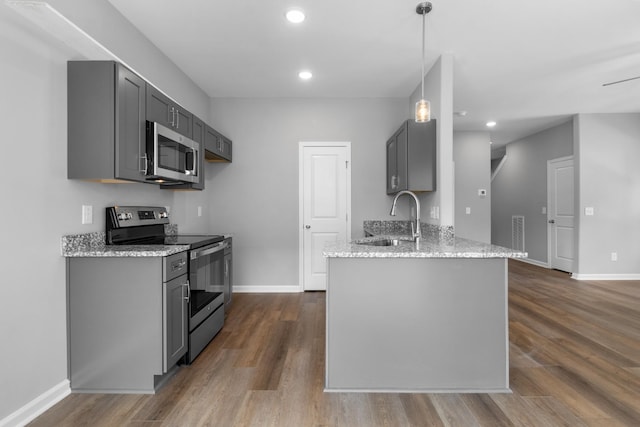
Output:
[
  {"xmin": 204, "ymin": 125, "xmax": 232, "ymax": 163},
  {"xmin": 386, "ymin": 119, "xmax": 436, "ymax": 194},
  {"xmin": 146, "ymin": 85, "xmax": 193, "ymax": 139},
  {"xmin": 68, "ymin": 61, "xmax": 146, "ymax": 183}
]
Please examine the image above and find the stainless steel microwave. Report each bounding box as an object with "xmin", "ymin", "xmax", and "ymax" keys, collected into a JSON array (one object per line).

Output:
[{"xmin": 144, "ymin": 121, "xmax": 199, "ymax": 184}]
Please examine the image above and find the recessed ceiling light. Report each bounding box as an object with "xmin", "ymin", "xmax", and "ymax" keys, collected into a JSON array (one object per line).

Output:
[
  {"xmin": 298, "ymin": 70, "xmax": 312, "ymax": 80},
  {"xmin": 285, "ymin": 9, "xmax": 305, "ymax": 23},
  {"xmin": 486, "ymin": 121, "xmax": 497, "ymax": 128}
]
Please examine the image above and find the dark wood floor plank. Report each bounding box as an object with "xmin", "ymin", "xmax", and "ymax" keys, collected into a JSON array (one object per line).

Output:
[{"xmin": 28, "ymin": 260, "xmax": 640, "ymax": 427}]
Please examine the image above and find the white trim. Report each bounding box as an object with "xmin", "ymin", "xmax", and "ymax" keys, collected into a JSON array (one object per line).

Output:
[
  {"xmin": 298, "ymin": 141, "xmax": 352, "ymax": 292},
  {"xmin": 0, "ymin": 380, "xmax": 70, "ymax": 427},
  {"xmin": 518, "ymin": 257, "xmax": 550, "ymax": 269},
  {"xmin": 233, "ymin": 286, "xmax": 302, "ymax": 293},
  {"xmin": 571, "ymin": 273, "xmax": 640, "ymax": 281}
]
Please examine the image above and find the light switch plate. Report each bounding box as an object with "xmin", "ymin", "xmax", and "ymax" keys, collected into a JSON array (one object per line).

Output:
[
  {"xmin": 585, "ymin": 207, "xmax": 594, "ymax": 216},
  {"xmin": 542, "ymin": 207, "xmax": 547, "ymax": 214},
  {"xmin": 197, "ymin": 206, "xmax": 202, "ymax": 217},
  {"xmin": 465, "ymin": 207, "xmax": 471, "ymax": 215},
  {"xmin": 478, "ymin": 189, "xmax": 487, "ymax": 197},
  {"xmin": 82, "ymin": 205, "xmax": 93, "ymax": 225}
]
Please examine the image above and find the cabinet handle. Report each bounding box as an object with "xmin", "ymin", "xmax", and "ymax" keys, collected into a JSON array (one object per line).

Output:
[
  {"xmin": 176, "ymin": 109, "xmax": 179, "ymax": 128},
  {"xmin": 217, "ymin": 138, "xmax": 222, "ymax": 152},
  {"xmin": 184, "ymin": 281, "xmax": 190, "ymax": 303},
  {"xmin": 168, "ymin": 107, "xmax": 174, "ymax": 127},
  {"xmin": 224, "ymin": 260, "xmax": 228, "ymax": 277}
]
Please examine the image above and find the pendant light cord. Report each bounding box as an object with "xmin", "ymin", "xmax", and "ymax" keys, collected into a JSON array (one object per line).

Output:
[{"xmin": 421, "ymin": 9, "xmax": 425, "ymax": 99}]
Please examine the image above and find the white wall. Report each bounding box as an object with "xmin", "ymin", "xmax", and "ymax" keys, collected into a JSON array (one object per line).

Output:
[
  {"xmin": 0, "ymin": 2, "xmax": 212, "ymax": 422},
  {"xmin": 409, "ymin": 54, "xmax": 455, "ymax": 227},
  {"xmin": 491, "ymin": 121, "xmax": 573, "ymax": 263},
  {"xmin": 453, "ymin": 132, "xmax": 491, "ymax": 243},
  {"xmin": 208, "ymin": 98, "xmax": 408, "ymax": 290},
  {"xmin": 573, "ymin": 113, "xmax": 640, "ymax": 277}
]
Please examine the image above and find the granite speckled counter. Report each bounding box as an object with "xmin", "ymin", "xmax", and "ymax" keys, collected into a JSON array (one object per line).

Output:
[
  {"xmin": 61, "ymin": 231, "xmax": 188, "ymax": 257},
  {"xmin": 323, "ymin": 220, "xmax": 527, "ymax": 259}
]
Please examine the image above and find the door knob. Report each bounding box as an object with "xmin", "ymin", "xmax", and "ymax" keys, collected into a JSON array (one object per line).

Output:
[
  {"xmin": 305, "ymin": 225, "xmax": 311, "ymax": 229},
  {"xmin": 548, "ymin": 219, "xmax": 555, "ymax": 224}
]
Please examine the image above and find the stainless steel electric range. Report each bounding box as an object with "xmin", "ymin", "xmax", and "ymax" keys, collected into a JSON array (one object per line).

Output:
[{"xmin": 106, "ymin": 206, "xmax": 226, "ymax": 364}]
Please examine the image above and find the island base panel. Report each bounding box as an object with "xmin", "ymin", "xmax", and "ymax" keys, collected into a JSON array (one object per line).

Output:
[{"xmin": 326, "ymin": 257, "xmax": 508, "ymax": 392}]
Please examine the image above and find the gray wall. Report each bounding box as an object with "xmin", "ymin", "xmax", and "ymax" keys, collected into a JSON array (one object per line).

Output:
[
  {"xmin": 0, "ymin": 2, "xmax": 211, "ymax": 421},
  {"xmin": 491, "ymin": 121, "xmax": 573, "ymax": 263},
  {"xmin": 453, "ymin": 132, "xmax": 492, "ymax": 243},
  {"xmin": 208, "ymin": 98, "xmax": 408, "ymax": 289},
  {"xmin": 574, "ymin": 113, "xmax": 640, "ymax": 276}
]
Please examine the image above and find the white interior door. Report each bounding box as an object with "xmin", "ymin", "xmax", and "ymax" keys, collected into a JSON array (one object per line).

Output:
[
  {"xmin": 547, "ymin": 156, "xmax": 574, "ymax": 272},
  {"xmin": 300, "ymin": 143, "xmax": 351, "ymax": 291}
]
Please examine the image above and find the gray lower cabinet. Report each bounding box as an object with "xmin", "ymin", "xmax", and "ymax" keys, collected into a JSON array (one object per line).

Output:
[
  {"xmin": 146, "ymin": 85, "xmax": 193, "ymax": 139},
  {"xmin": 68, "ymin": 61, "xmax": 146, "ymax": 183},
  {"xmin": 386, "ymin": 119, "xmax": 437, "ymax": 194},
  {"xmin": 204, "ymin": 125, "xmax": 232, "ymax": 162},
  {"xmin": 67, "ymin": 252, "xmax": 188, "ymax": 393}
]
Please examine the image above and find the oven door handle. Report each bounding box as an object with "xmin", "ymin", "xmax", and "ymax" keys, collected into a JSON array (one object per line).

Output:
[{"xmin": 191, "ymin": 242, "xmax": 228, "ymax": 259}]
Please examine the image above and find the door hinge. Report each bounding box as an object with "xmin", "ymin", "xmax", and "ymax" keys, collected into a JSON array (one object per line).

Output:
[{"xmin": 345, "ymin": 160, "xmax": 349, "ymax": 168}]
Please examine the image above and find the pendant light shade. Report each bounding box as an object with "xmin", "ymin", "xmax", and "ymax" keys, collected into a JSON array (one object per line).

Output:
[
  {"xmin": 415, "ymin": 2, "xmax": 432, "ymax": 123},
  {"xmin": 415, "ymin": 99, "xmax": 430, "ymax": 122}
]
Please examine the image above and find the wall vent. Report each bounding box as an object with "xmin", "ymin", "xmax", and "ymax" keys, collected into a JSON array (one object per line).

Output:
[{"xmin": 512, "ymin": 215, "xmax": 525, "ymax": 251}]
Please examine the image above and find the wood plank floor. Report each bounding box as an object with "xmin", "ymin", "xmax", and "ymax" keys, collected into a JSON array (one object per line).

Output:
[{"xmin": 30, "ymin": 260, "xmax": 640, "ymax": 426}]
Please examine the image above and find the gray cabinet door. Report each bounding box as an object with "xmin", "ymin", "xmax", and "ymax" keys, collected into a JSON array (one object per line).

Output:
[
  {"xmin": 68, "ymin": 61, "xmax": 145, "ymax": 183},
  {"xmin": 386, "ymin": 120, "xmax": 435, "ymax": 194},
  {"xmin": 163, "ymin": 275, "xmax": 188, "ymax": 371},
  {"xmin": 146, "ymin": 85, "xmax": 193, "ymax": 138},
  {"xmin": 386, "ymin": 124, "xmax": 408, "ymax": 194},
  {"xmin": 204, "ymin": 125, "xmax": 233, "ymax": 162},
  {"xmin": 115, "ymin": 65, "xmax": 146, "ymax": 181},
  {"xmin": 386, "ymin": 136, "xmax": 397, "ymax": 194}
]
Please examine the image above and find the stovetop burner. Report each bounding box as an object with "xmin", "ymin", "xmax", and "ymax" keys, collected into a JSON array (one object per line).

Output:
[{"xmin": 105, "ymin": 206, "xmax": 223, "ymax": 248}]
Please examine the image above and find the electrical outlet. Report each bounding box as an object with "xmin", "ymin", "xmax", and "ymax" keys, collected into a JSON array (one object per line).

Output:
[
  {"xmin": 197, "ymin": 206, "xmax": 202, "ymax": 217},
  {"xmin": 611, "ymin": 252, "xmax": 618, "ymax": 262},
  {"xmin": 82, "ymin": 205, "xmax": 93, "ymax": 225},
  {"xmin": 465, "ymin": 207, "xmax": 471, "ymax": 215}
]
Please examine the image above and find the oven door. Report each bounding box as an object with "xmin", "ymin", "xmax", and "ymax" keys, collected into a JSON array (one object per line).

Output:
[
  {"xmin": 146, "ymin": 121, "xmax": 199, "ymax": 184},
  {"xmin": 189, "ymin": 240, "xmax": 227, "ymax": 293}
]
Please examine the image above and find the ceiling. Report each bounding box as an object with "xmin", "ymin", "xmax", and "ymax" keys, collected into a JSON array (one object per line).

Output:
[{"xmin": 108, "ymin": 0, "xmax": 640, "ymax": 146}]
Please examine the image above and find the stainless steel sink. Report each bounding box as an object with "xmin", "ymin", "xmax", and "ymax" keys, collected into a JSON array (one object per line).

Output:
[{"xmin": 356, "ymin": 238, "xmax": 402, "ymax": 247}]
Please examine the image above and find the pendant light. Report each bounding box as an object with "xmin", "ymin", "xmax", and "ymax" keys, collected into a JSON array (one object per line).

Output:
[{"xmin": 415, "ymin": 2, "xmax": 432, "ymax": 123}]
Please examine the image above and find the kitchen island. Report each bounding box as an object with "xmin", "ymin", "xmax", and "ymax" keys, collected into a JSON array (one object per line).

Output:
[{"xmin": 323, "ymin": 226, "xmax": 526, "ymax": 393}]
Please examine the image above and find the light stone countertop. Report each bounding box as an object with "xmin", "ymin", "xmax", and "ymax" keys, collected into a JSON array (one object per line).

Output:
[
  {"xmin": 323, "ymin": 232, "xmax": 528, "ymax": 259},
  {"xmin": 61, "ymin": 231, "xmax": 188, "ymax": 257}
]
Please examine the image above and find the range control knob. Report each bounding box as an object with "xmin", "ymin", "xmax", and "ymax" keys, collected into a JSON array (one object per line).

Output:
[
  {"xmin": 158, "ymin": 211, "xmax": 169, "ymax": 219},
  {"xmin": 117, "ymin": 212, "xmax": 128, "ymax": 221}
]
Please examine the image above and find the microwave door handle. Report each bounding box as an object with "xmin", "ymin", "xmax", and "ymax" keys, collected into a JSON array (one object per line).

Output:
[
  {"xmin": 188, "ymin": 148, "xmax": 198, "ymax": 176},
  {"xmin": 141, "ymin": 153, "xmax": 148, "ymax": 175}
]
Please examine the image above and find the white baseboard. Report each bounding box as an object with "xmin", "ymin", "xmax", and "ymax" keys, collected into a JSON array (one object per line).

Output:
[
  {"xmin": 233, "ymin": 285, "xmax": 302, "ymax": 293},
  {"xmin": 516, "ymin": 258, "xmax": 550, "ymax": 268},
  {"xmin": 0, "ymin": 380, "xmax": 70, "ymax": 427},
  {"xmin": 571, "ymin": 273, "xmax": 640, "ymax": 281}
]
